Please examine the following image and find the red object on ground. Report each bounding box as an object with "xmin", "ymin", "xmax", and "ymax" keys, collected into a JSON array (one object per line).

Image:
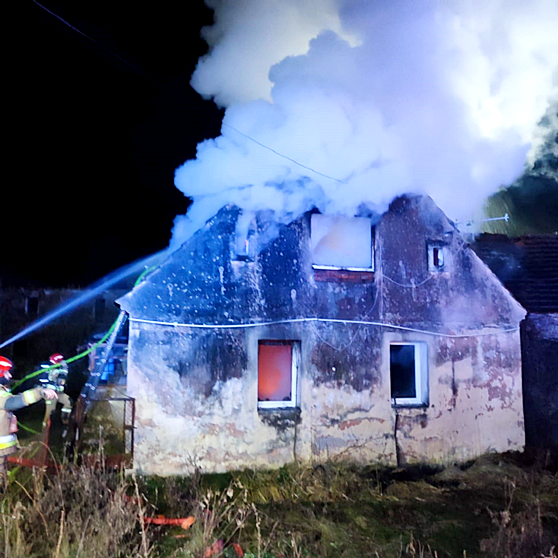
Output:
[
  {"xmin": 7, "ymin": 418, "xmax": 58, "ymax": 471},
  {"xmin": 231, "ymin": 542, "xmax": 244, "ymax": 557},
  {"xmin": 6, "ymin": 455, "xmax": 59, "ymax": 471},
  {"xmin": 205, "ymin": 539, "xmax": 224, "ymax": 557},
  {"xmin": 143, "ymin": 515, "xmax": 195, "ymax": 530}
]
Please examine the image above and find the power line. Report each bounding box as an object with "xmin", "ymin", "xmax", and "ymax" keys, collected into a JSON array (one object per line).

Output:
[
  {"xmin": 129, "ymin": 316, "xmax": 519, "ymax": 339},
  {"xmin": 33, "ymin": 1, "xmax": 347, "ymax": 185}
]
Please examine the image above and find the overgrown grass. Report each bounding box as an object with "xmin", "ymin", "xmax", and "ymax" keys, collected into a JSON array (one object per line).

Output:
[
  {"xmin": 1, "ymin": 460, "xmax": 151, "ymax": 558},
  {"xmin": 1, "ymin": 451, "xmax": 557, "ymax": 558}
]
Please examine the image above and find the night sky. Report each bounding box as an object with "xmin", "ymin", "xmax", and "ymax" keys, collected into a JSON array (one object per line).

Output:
[{"xmin": 6, "ymin": 1, "xmax": 220, "ymax": 287}]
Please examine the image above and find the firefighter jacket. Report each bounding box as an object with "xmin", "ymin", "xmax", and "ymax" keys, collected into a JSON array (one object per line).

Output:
[{"xmin": 0, "ymin": 385, "xmax": 46, "ymax": 458}]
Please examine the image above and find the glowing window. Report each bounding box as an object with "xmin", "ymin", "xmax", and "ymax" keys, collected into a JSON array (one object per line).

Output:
[
  {"xmin": 390, "ymin": 342, "xmax": 428, "ymax": 406},
  {"xmin": 311, "ymin": 214, "xmax": 373, "ymax": 270},
  {"xmin": 258, "ymin": 341, "xmax": 299, "ymax": 409}
]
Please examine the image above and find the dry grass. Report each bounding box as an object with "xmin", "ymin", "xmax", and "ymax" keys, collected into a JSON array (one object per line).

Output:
[
  {"xmin": 1, "ymin": 451, "xmax": 557, "ymax": 558},
  {"xmin": 0, "ymin": 459, "xmax": 152, "ymax": 558}
]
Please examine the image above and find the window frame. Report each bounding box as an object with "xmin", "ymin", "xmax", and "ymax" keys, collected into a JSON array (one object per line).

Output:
[
  {"xmin": 257, "ymin": 340, "xmax": 300, "ymax": 410},
  {"xmin": 427, "ymin": 243, "xmax": 449, "ymax": 273},
  {"xmin": 310, "ymin": 213, "xmax": 375, "ymax": 272},
  {"xmin": 233, "ymin": 213, "xmax": 257, "ymax": 262},
  {"xmin": 390, "ymin": 342, "xmax": 428, "ymax": 407}
]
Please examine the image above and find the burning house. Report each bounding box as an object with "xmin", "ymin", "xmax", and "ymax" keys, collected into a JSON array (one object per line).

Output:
[{"xmin": 117, "ymin": 195, "xmax": 526, "ymax": 476}]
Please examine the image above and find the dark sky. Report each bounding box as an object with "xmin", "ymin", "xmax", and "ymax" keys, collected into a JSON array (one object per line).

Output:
[{"xmin": 6, "ymin": 1, "xmax": 221, "ymax": 287}]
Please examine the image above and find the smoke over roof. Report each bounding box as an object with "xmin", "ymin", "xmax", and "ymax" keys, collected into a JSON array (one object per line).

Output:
[{"xmin": 171, "ymin": 0, "xmax": 558, "ymax": 248}]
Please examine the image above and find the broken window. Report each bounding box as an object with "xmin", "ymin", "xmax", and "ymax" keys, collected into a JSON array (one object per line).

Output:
[
  {"xmin": 26, "ymin": 296, "xmax": 39, "ymax": 316},
  {"xmin": 233, "ymin": 211, "xmax": 257, "ymax": 262},
  {"xmin": 428, "ymin": 244, "xmax": 448, "ymax": 272},
  {"xmin": 235, "ymin": 229, "xmax": 256, "ymax": 261},
  {"xmin": 311, "ymin": 214, "xmax": 373, "ymax": 270},
  {"xmin": 258, "ymin": 341, "xmax": 299, "ymax": 409},
  {"xmin": 390, "ymin": 342, "xmax": 428, "ymax": 406}
]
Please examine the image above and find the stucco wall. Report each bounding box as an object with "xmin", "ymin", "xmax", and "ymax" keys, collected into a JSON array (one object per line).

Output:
[
  {"xmin": 119, "ymin": 196, "xmax": 526, "ymax": 475},
  {"xmin": 127, "ymin": 321, "xmax": 523, "ymax": 475}
]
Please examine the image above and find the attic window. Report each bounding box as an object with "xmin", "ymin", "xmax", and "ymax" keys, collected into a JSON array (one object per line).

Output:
[
  {"xmin": 235, "ymin": 231, "xmax": 256, "ymax": 261},
  {"xmin": 234, "ymin": 212, "xmax": 257, "ymax": 262},
  {"xmin": 428, "ymin": 244, "xmax": 448, "ymax": 272},
  {"xmin": 258, "ymin": 341, "xmax": 299, "ymax": 409},
  {"xmin": 311, "ymin": 214, "xmax": 373, "ymax": 271},
  {"xmin": 390, "ymin": 342, "xmax": 428, "ymax": 406}
]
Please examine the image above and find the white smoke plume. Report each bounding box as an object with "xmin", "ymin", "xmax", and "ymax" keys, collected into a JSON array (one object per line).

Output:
[{"xmin": 172, "ymin": 0, "xmax": 558, "ymax": 247}]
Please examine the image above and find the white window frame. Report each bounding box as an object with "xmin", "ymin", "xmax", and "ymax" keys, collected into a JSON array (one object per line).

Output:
[
  {"xmin": 257, "ymin": 341, "xmax": 300, "ymax": 410},
  {"xmin": 310, "ymin": 214, "xmax": 375, "ymax": 272},
  {"xmin": 390, "ymin": 342, "xmax": 428, "ymax": 406}
]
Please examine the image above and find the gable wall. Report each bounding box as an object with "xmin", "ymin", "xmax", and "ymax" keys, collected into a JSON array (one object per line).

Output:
[{"xmin": 120, "ymin": 199, "xmax": 525, "ymax": 475}]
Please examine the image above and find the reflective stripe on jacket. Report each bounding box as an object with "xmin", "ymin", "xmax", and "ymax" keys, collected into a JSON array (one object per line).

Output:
[
  {"xmin": 0, "ymin": 433, "xmax": 17, "ymax": 450},
  {"xmin": 1, "ymin": 386, "xmax": 45, "ymax": 446}
]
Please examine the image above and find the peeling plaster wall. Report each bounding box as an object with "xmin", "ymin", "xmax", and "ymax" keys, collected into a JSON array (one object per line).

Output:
[
  {"xmin": 119, "ymin": 196, "xmax": 526, "ymax": 475},
  {"xmin": 127, "ymin": 322, "xmax": 523, "ymax": 474},
  {"xmin": 387, "ymin": 330, "xmax": 524, "ymax": 465},
  {"xmin": 127, "ymin": 320, "xmax": 397, "ymax": 475}
]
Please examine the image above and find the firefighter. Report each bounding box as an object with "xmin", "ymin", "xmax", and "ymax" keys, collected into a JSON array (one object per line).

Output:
[
  {"xmin": 41, "ymin": 353, "xmax": 73, "ymax": 434},
  {"xmin": 0, "ymin": 355, "xmax": 57, "ymax": 480}
]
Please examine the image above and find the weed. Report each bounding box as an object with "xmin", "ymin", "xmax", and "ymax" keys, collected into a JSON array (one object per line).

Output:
[
  {"xmin": 480, "ymin": 479, "xmax": 557, "ymax": 558},
  {"xmin": 1, "ymin": 451, "xmax": 556, "ymax": 557},
  {"xmin": 0, "ymin": 459, "xmax": 152, "ymax": 558}
]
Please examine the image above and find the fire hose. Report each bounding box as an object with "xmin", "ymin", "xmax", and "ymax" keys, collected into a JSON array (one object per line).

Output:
[
  {"xmin": 10, "ymin": 266, "xmax": 156, "ymax": 393},
  {"xmin": 8, "ymin": 266, "xmax": 156, "ymax": 430}
]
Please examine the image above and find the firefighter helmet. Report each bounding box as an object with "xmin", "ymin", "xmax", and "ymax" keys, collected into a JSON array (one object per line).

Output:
[
  {"xmin": 0, "ymin": 356, "xmax": 13, "ymax": 377},
  {"xmin": 49, "ymin": 353, "xmax": 65, "ymax": 365}
]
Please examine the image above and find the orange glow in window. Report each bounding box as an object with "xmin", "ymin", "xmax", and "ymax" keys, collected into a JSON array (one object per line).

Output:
[{"xmin": 258, "ymin": 343, "xmax": 292, "ymax": 402}]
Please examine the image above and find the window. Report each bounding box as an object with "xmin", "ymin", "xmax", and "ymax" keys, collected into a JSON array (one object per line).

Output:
[
  {"xmin": 258, "ymin": 341, "xmax": 299, "ymax": 409},
  {"xmin": 234, "ymin": 228, "xmax": 256, "ymax": 261},
  {"xmin": 428, "ymin": 244, "xmax": 448, "ymax": 272},
  {"xmin": 311, "ymin": 214, "xmax": 373, "ymax": 270},
  {"xmin": 390, "ymin": 342, "xmax": 428, "ymax": 406},
  {"xmin": 234, "ymin": 212, "xmax": 257, "ymax": 262},
  {"xmin": 26, "ymin": 296, "xmax": 39, "ymax": 316}
]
